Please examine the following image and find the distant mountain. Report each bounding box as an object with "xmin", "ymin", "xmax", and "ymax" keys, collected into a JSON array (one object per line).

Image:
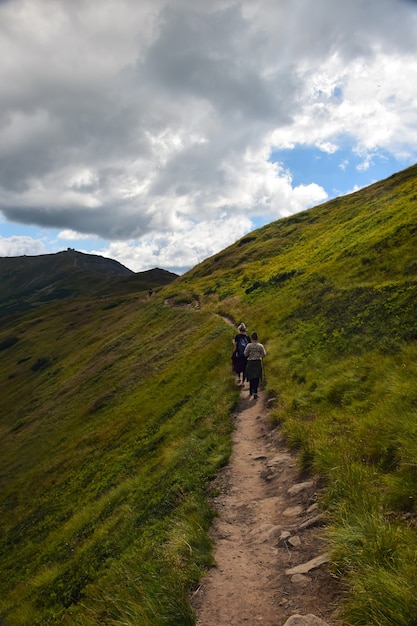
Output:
[{"xmin": 0, "ymin": 249, "xmax": 178, "ymax": 315}]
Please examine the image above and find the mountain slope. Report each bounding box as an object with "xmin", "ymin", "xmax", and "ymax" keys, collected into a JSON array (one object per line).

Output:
[
  {"xmin": 1, "ymin": 163, "xmax": 417, "ymax": 625},
  {"xmin": 0, "ymin": 249, "xmax": 178, "ymax": 315},
  {"xmin": 161, "ymin": 162, "xmax": 417, "ymax": 624}
]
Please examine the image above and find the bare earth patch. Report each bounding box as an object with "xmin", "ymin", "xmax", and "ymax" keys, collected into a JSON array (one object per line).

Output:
[{"xmin": 191, "ymin": 387, "xmax": 343, "ymax": 626}]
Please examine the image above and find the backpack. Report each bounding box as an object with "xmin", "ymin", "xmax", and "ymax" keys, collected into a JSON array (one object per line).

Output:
[{"xmin": 236, "ymin": 334, "xmax": 249, "ymax": 358}]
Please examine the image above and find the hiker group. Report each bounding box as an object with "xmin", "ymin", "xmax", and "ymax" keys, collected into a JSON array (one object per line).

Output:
[{"xmin": 231, "ymin": 322, "xmax": 266, "ymax": 399}]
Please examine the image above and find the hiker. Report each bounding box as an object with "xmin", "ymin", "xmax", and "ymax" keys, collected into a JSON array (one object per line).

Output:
[
  {"xmin": 232, "ymin": 323, "xmax": 249, "ymax": 385},
  {"xmin": 244, "ymin": 332, "xmax": 266, "ymax": 399}
]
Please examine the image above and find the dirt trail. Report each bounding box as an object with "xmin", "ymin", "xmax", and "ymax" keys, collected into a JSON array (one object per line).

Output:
[{"xmin": 191, "ymin": 386, "xmax": 342, "ymax": 626}]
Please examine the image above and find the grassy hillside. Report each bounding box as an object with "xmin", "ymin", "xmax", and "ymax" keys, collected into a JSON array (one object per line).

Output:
[
  {"xmin": 0, "ymin": 292, "xmax": 236, "ymax": 625},
  {"xmin": 164, "ymin": 163, "xmax": 417, "ymax": 625},
  {"xmin": 1, "ymin": 163, "xmax": 417, "ymax": 625},
  {"xmin": 0, "ymin": 249, "xmax": 178, "ymax": 315}
]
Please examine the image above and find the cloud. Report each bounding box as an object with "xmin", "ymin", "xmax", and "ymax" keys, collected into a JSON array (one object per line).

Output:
[
  {"xmin": 57, "ymin": 229, "xmax": 93, "ymax": 241},
  {"xmin": 0, "ymin": 0, "xmax": 417, "ymax": 271},
  {"xmin": 0, "ymin": 235, "xmax": 45, "ymax": 256},
  {"xmin": 92, "ymin": 214, "xmax": 254, "ymax": 274}
]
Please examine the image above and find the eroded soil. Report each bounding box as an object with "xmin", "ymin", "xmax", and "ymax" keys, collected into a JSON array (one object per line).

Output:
[{"xmin": 191, "ymin": 386, "xmax": 343, "ymax": 626}]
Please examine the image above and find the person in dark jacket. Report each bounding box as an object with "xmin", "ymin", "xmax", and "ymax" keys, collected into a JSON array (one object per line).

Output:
[{"xmin": 231, "ymin": 323, "xmax": 249, "ymax": 385}]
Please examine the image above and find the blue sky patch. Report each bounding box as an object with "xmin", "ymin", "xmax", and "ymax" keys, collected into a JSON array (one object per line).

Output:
[{"xmin": 270, "ymin": 146, "xmax": 414, "ymax": 200}]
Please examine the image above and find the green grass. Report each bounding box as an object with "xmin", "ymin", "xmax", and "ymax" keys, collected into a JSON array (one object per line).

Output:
[
  {"xmin": 166, "ymin": 164, "xmax": 417, "ymax": 624},
  {"xmin": 2, "ymin": 163, "xmax": 417, "ymax": 624},
  {"xmin": 0, "ymin": 295, "xmax": 237, "ymax": 624}
]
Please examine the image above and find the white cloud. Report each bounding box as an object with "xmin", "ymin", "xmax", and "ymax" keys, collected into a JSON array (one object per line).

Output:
[
  {"xmin": 57, "ymin": 229, "xmax": 93, "ymax": 241},
  {"xmin": 271, "ymin": 50, "xmax": 417, "ymax": 158},
  {"xmin": 0, "ymin": 235, "xmax": 45, "ymax": 257},
  {"xmin": 0, "ymin": 0, "xmax": 416, "ymax": 271},
  {"xmin": 92, "ymin": 215, "xmax": 253, "ymax": 274}
]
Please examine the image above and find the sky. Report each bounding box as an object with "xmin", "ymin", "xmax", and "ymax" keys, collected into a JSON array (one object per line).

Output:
[{"xmin": 1, "ymin": 0, "xmax": 417, "ymax": 274}]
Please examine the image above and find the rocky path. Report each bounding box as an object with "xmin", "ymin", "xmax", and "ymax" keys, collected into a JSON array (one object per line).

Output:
[{"xmin": 191, "ymin": 386, "xmax": 342, "ymax": 626}]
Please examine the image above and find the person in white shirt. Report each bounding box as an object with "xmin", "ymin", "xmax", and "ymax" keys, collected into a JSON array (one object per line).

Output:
[
  {"xmin": 243, "ymin": 332, "xmax": 266, "ymax": 399},
  {"xmin": 232, "ymin": 322, "xmax": 249, "ymax": 385}
]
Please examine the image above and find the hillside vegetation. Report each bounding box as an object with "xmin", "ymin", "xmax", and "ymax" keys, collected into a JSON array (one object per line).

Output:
[
  {"xmin": 1, "ymin": 163, "xmax": 417, "ymax": 625},
  {"xmin": 0, "ymin": 249, "xmax": 178, "ymax": 316}
]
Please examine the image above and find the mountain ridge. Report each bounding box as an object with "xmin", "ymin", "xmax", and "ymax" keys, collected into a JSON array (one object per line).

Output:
[{"xmin": 0, "ymin": 249, "xmax": 178, "ymax": 315}]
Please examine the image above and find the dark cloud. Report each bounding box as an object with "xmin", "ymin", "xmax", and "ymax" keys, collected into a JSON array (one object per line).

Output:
[
  {"xmin": 0, "ymin": 0, "xmax": 416, "ymax": 243},
  {"xmin": 143, "ymin": 4, "xmax": 284, "ymax": 123},
  {"xmin": 1, "ymin": 200, "xmax": 153, "ymax": 240}
]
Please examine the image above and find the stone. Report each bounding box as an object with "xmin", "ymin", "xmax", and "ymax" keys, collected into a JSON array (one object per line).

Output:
[
  {"xmin": 285, "ymin": 552, "xmax": 330, "ymax": 575},
  {"xmin": 282, "ymin": 505, "xmax": 303, "ymax": 517},
  {"xmin": 298, "ymin": 514, "xmax": 326, "ymax": 530},
  {"xmin": 247, "ymin": 523, "xmax": 282, "ymax": 544},
  {"xmin": 283, "ymin": 614, "xmax": 330, "ymax": 626},
  {"xmin": 260, "ymin": 468, "xmax": 276, "ymax": 481},
  {"xmin": 287, "ymin": 480, "xmax": 314, "ymax": 496},
  {"xmin": 266, "ymin": 452, "xmax": 292, "ymax": 468},
  {"xmin": 288, "ymin": 535, "xmax": 301, "ymax": 548},
  {"xmin": 290, "ymin": 573, "xmax": 310, "ymax": 587}
]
